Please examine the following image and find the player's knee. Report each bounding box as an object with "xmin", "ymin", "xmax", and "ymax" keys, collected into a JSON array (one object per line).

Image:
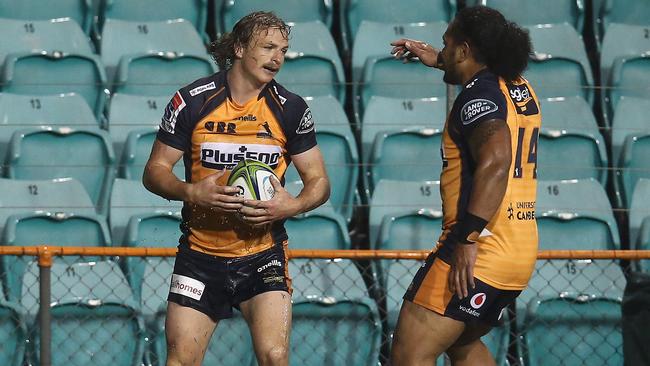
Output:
[
  {"xmin": 447, "ymin": 339, "xmax": 489, "ymax": 364},
  {"xmin": 166, "ymin": 340, "xmax": 202, "ymax": 366},
  {"xmin": 258, "ymin": 345, "xmax": 289, "ymax": 366}
]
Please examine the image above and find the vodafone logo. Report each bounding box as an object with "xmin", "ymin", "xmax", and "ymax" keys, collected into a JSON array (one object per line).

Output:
[{"xmin": 470, "ymin": 293, "xmax": 487, "ymax": 309}]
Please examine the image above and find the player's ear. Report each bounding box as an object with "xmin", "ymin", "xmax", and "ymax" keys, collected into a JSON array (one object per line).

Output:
[
  {"xmin": 234, "ymin": 41, "xmax": 245, "ymax": 59},
  {"xmin": 458, "ymin": 41, "xmax": 471, "ymax": 62}
]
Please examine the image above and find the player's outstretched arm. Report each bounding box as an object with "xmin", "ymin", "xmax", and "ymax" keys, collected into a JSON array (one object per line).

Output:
[
  {"xmin": 143, "ymin": 140, "xmax": 244, "ymax": 212},
  {"xmin": 239, "ymin": 146, "xmax": 330, "ymax": 227},
  {"xmin": 390, "ymin": 38, "xmax": 442, "ymax": 68}
]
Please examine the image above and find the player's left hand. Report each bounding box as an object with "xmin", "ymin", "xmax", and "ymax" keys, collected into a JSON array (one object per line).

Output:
[
  {"xmin": 239, "ymin": 176, "xmax": 300, "ymax": 227},
  {"xmin": 448, "ymin": 243, "xmax": 478, "ymax": 299}
]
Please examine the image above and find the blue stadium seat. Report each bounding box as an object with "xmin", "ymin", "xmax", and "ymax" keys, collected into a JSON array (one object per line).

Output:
[
  {"xmin": 286, "ymin": 206, "xmax": 351, "ymax": 250},
  {"xmin": 99, "ymin": 0, "xmax": 207, "ymax": 39},
  {"xmin": 485, "ymin": 0, "xmax": 584, "ymax": 31},
  {"xmin": 119, "ymin": 129, "xmax": 185, "ymax": 180},
  {"xmin": 608, "ymin": 56, "xmax": 650, "ymax": 116},
  {"xmin": 525, "ymin": 23, "xmax": 594, "ymax": 104},
  {"xmin": 611, "ymin": 97, "xmax": 650, "ymax": 168},
  {"xmin": 342, "ymin": 0, "xmax": 455, "ymax": 49},
  {"xmin": 100, "ymin": 19, "xmax": 206, "ymax": 83},
  {"xmin": 5, "ymin": 127, "xmax": 115, "ymax": 214},
  {"xmin": 1, "ymin": 51, "xmax": 108, "ymax": 117},
  {"xmin": 109, "ymin": 178, "xmax": 182, "ymax": 247},
  {"xmin": 352, "ymin": 21, "xmax": 447, "ymax": 118},
  {"xmin": 221, "ymin": 0, "xmax": 333, "ymax": 32},
  {"xmin": 289, "ymin": 258, "xmax": 372, "ymax": 303},
  {"xmin": 522, "ymin": 296, "xmax": 622, "ymax": 366},
  {"xmin": 20, "ymin": 260, "xmax": 144, "ymax": 366},
  {"xmin": 1, "ymin": 212, "xmax": 111, "ymax": 301},
  {"xmin": 638, "ymin": 216, "xmax": 650, "ymax": 272},
  {"xmin": 0, "ymin": 0, "xmax": 93, "ymax": 33},
  {"xmin": 599, "ymin": 0, "xmax": 650, "ymax": 31},
  {"xmin": 0, "ymin": 18, "xmax": 92, "ymax": 69},
  {"xmin": 536, "ymin": 179, "xmax": 620, "ymax": 250},
  {"xmin": 629, "ymin": 178, "xmax": 650, "ymax": 248},
  {"xmin": 107, "ymin": 94, "xmax": 169, "ymax": 159},
  {"xmin": 113, "ymin": 53, "xmax": 216, "ymax": 96},
  {"xmin": 0, "ymin": 291, "xmax": 24, "ymax": 366},
  {"xmin": 618, "ymin": 130, "xmax": 650, "ymax": 207},
  {"xmin": 0, "ymin": 93, "xmax": 98, "ymax": 163},
  {"xmin": 274, "ymin": 21, "xmax": 345, "ymax": 101}
]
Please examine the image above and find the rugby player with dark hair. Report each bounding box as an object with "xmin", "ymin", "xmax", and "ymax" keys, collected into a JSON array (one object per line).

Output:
[
  {"xmin": 143, "ymin": 11, "xmax": 329, "ymax": 366},
  {"xmin": 389, "ymin": 6, "xmax": 540, "ymax": 365}
]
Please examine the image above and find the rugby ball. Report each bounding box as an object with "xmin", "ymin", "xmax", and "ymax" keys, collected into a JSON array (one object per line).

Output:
[{"xmin": 227, "ymin": 159, "xmax": 278, "ymax": 201}]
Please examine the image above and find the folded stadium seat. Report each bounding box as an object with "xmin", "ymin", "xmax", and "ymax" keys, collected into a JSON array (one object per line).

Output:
[
  {"xmin": 99, "ymin": 19, "xmax": 206, "ymax": 85},
  {"xmin": 484, "ymin": 0, "xmax": 584, "ymax": 32},
  {"xmin": 98, "ymin": 0, "xmax": 207, "ymax": 40},
  {"xmin": 524, "ymin": 23, "xmax": 594, "ymax": 105},
  {"xmin": 0, "ymin": 18, "xmax": 93, "ymax": 71},
  {"xmin": 522, "ymin": 296, "xmax": 622, "ymax": 366},
  {"xmin": 0, "ymin": 0, "xmax": 93, "ymax": 33},
  {"xmin": 20, "ymin": 260, "xmax": 145, "ymax": 366},
  {"xmin": 285, "ymin": 205, "xmax": 351, "ymax": 250},
  {"xmin": 112, "ymin": 52, "xmax": 216, "ymax": 97},
  {"xmin": 283, "ymin": 96, "xmax": 358, "ymax": 222},
  {"xmin": 342, "ymin": 0, "xmax": 455, "ymax": 52},
  {"xmin": 617, "ymin": 127, "xmax": 650, "ymax": 208},
  {"xmin": 611, "ymin": 97, "xmax": 650, "ymax": 169},
  {"xmin": 5, "ymin": 127, "xmax": 115, "ymax": 214},
  {"xmin": 119, "ymin": 129, "xmax": 185, "ymax": 180},
  {"xmin": 537, "ymin": 97, "xmax": 608, "ymax": 184},
  {"xmin": 107, "ymin": 94, "xmax": 169, "ymax": 159},
  {"xmin": 600, "ymin": 23, "xmax": 650, "ymax": 123},
  {"xmin": 536, "ymin": 179, "xmax": 621, "ymax": 250},
  {"xmin": 289, "ymin": 258, "xmax": 380, "ymax": 365},
  {"xmin": 608, "ymin": 56, "xmax": 650, "ymax": 119},
  {"xmin": 352, "ymin": 21, "xmax": 447, "ymax": 120},
  {"xmin": 0, "ymin": 93, "xmax": 98, "ymax": 164},
  {"xmin": 629, "ymin": 178, "xmax": 650, "ymax": 252},
  {"xmin": 220, "ymin": 0, "xmax": 333, "ymax": 34},
  {"xmin": 0, "ymin": 288, "xmax": 25, "ymax": 366},
  {"xmin": 109, "ymin": 178, "xmax": 182, "ymax": 247},
  {"xmin": 361, "ymin": 96, "xmax": 446, "ymax": 195},
  {"xmin": 274, "ymin": 21, "xmax": 345, "ymax": 101},
  {"xmin": 599, "ymin": 0, "xmax": 650, "ymax": 33},
  {"xmin": 1, "ymin": 212, "xmax": 111, "ymax": 302},
  {"xmin": 291, "ymin": 299, "xmax": 381, "ymax": 366},
  {"xmin": 1, "ymin": 51, "xmax": 108, "ymax": 118}
]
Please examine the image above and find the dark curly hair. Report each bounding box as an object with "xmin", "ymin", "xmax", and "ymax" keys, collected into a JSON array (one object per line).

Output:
[
  {"xmin": 449, "ymin": 6, "xmax": 532, "ymax": 82},
  {"xmin": 209, "ymin": 11, "xmax": 291, "ymax": 70}
]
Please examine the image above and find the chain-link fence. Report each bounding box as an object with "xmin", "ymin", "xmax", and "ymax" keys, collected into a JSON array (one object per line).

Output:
[{"xmin": 0, "ymin": 248, "xmax": 643, "ymax": 366}]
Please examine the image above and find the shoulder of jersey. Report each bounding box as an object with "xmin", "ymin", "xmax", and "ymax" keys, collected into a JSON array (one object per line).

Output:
[
  {"xmin": 178, "ymin": 71, "xmax": 225, "ymax": 101},
  {"xmin": 268, "ymin": 79, "xmax": 305, "ymax": 109}
]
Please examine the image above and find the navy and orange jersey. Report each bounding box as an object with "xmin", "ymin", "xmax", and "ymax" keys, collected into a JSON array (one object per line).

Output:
[
  {"xmin": 156, "ymin": 70, "xmax": 317, "ymax": 257},
  {"xmin": 436, "ymin": 69, "xmax": 541, "ymax": 290}
]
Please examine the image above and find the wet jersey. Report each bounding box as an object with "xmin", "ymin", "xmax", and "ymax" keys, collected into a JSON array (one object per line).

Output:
[
  {"xmin": 157, "ymin": 71, "xmax": 317, "ymax": 257},
  {"xmin": 436, "ymin": 69, "xmax": 541, "ymax": 290}
]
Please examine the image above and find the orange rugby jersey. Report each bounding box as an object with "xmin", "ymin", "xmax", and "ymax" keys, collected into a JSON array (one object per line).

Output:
[
  {"xmin": 157, "ymin": 71, "xmax": 317, "ymax": 257},
  {"xmin": 436, "ymin": 69, "xmax": 541, "ymax": 290}
]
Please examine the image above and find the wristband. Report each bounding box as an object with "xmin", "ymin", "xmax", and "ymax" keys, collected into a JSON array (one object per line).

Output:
[{"xmin": 454, "ymin": 213, "xmax": 488, "ymax": 245}]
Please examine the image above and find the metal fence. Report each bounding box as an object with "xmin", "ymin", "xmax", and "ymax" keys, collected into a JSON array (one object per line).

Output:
[{"xmin": 0, "ymin": 247, "xmax": 647, "ymax": 366}]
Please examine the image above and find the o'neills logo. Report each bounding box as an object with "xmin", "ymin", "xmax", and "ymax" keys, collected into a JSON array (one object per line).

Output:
[
  {"xmin": 169, "ymin": 274, "xmax": 205, "ymax": 300},
  {"xmin": 257, "ymin": 259, "xmax": 282, "ymax": 272}
]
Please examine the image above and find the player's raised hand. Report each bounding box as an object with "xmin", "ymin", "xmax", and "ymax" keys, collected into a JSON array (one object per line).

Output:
[
  {"xmin": 239, "ymin": 176, "xmax": 300, "ymax": 227},
  {"xmin": 390, "ymin": 38, "xmax": 442, "ymax": 68},
  {"xmin": 186, "ymin": 170, "xmax": 244, "ymax": 212}
]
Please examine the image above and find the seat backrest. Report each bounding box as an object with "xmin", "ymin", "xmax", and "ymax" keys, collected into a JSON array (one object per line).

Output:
[
  {"xmin": 0, "ymin": 93, "xmax": 97, "ymax": 164},
  {"xmin": 612, "ymin": 97, "xmax": 650, "ymax": 165},
  {"xmin": 102, "ymin": 0, "xmax": 206, "ymax": 34},
  {"xmin": 289, "ymin": 258, "xmax": 371, "ymax": 303},
  {"xmin": 601, "ymin": 0, "xmax": 650, "ymax": 30},
  {"xmin": 100, "ymin": 18, "xmax": 205, "ymax": 77},
  {"xmin": 523, "ymin": 296, "xmax": 623, "ymax": 366},
  {"xmin": 222, "ymin": 0, "xmax": 333, "ymax": 31},
  {"xmin": 609, "ymin": 56, "xmax": 650, "ymax": 111},
  {"xmin": 2, "ymin": 52, "xmax": 107, "ymax": 117},
  {"xmin": 0, "ymin": 18, "xmax": 92, "ymax": 68},
  {"xmin": 291, "ymin": 299, "xmax": 381, "ymax": 366},
  {"xmin": 538, "ymin": 128, "xmax": 607, "ymax": 184},
  {"xmin": 536, "ymin": 179, "xmax": 620, "ymax": 249},
  {"xmin": 620, "ymin": 133, "xmax": 650, "ymax": 207},
  {"xmin": 0, "ymin": 0, "xmax": 92, "ymax": 33},
  {"xmin": 345, "ymin": 0, "xmax": 454, "ymax": 43},
  {"xmin": 600, "ymin": 23, "xmax": 650, "ymax": 92},
  {"xmin": 120, "ymin": 129, "xmax": 186, "ymax": 180},
  {"xmin": 0, "ymin": 297, "xmax": 24, "ymax": 366},
  {"xmin": 629, "ymin": 178, "xmax": 650, "ymax": 246},
  {"xmin": 370, "ymin": 180, "xmax": 442, "ymax": 247},
  {"xmin": 110, "ymin": 178, "xmax": 182, "ymax": 246},
  {"xmin": 107, "ymin": 93, "xmax": 169, "ymax": 159},
  {"xmin": 274, "ymin": 21, "xmax": 345, "ymax": 100},
  {"xmin": 6, "ymin": 128, "xmax": 115, "ymax": 212},
  {"xmin": 286, "ymin": 209, "xmax": 350, "ymax": 249},
  {"xmin": 485, "ymin": 0, "xmax": 584, "ymax": 31},
  {"xmin": 114, "ymin": 53, "xmax": 216, "ymax": 96}
]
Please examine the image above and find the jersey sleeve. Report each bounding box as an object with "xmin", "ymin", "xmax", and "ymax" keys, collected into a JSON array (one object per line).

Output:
[
  {"xmin": 156, "ymin": 90, "xmax": 193, "ymax": 152},
  {"xmin": 283, "ymin": 97, "xmax": 317, "ymax": 155},
  {"xmin": 455, "ymin": 84, "xmax": 507, "ymax": 137}
]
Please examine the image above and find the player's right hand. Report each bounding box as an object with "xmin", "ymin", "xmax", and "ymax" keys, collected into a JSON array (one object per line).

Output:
[
  {"xmin": 186, "ymin": 170, "xmax": 244, "ymax": 212},
  {"xmin": 390, "ymin": 38, "xmax": 442, "ymax": 68}
]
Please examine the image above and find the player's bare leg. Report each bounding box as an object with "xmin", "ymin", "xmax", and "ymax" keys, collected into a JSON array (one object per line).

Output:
[
  {"xmin": 390, "ymin": 300, "xmax": 466, "ymax": 365},
  {"xmin": 240, "ymin": 290, "xmax": 292, "ymax": 366},
  {"xmin": 446, "ymin": 323, "xmax": 496, "ymax": 366},
  {"xmin": 165, "ymin": 302, "xmax": 218, "ymax": 366}
]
